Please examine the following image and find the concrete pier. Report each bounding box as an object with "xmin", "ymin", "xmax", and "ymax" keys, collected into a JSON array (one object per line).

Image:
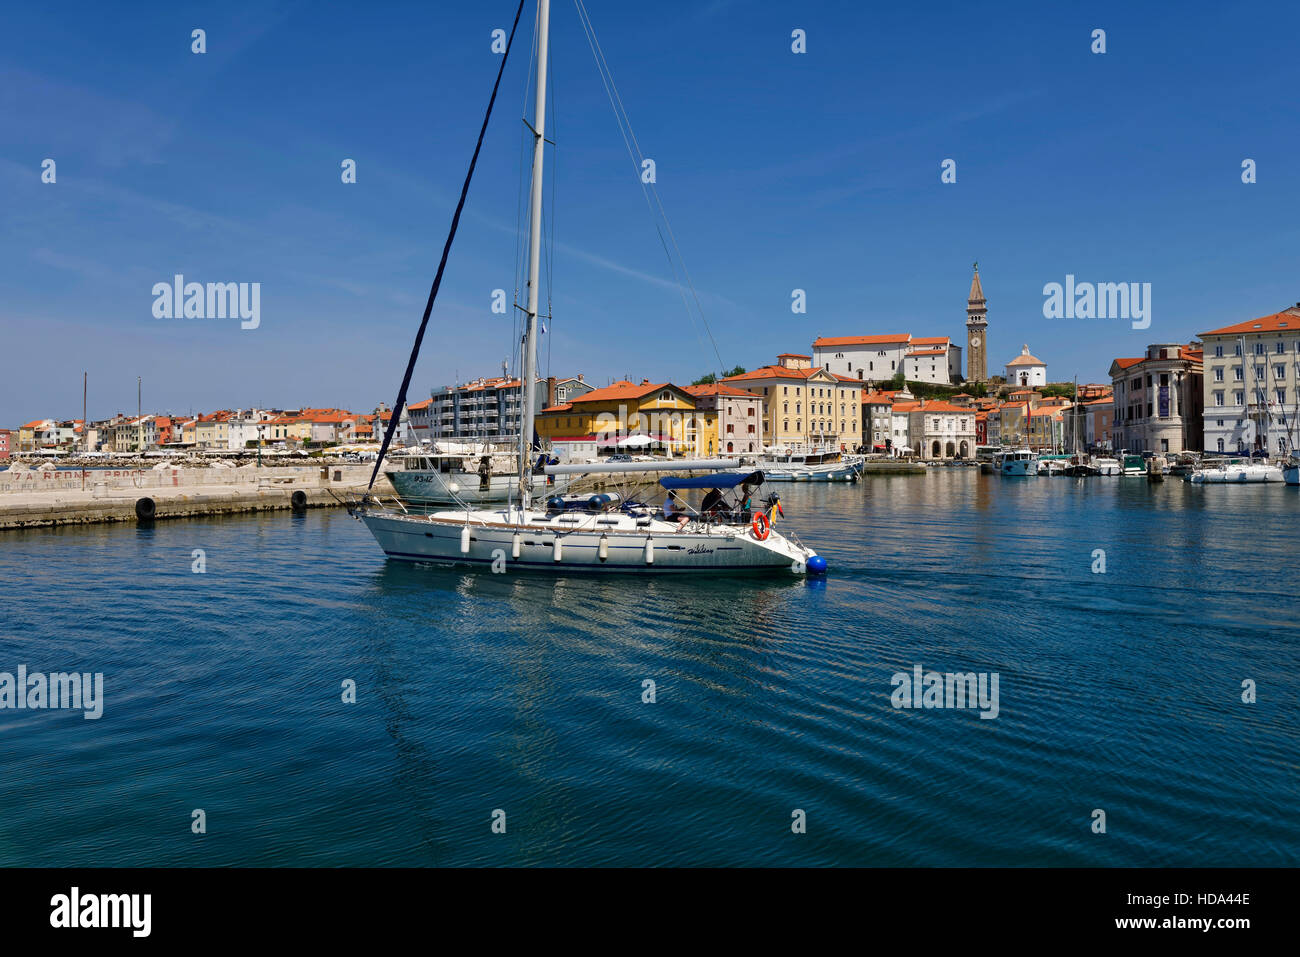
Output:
[{"xmin": 0, "ymin": 465, "xmax": 393, "ymax": 530}]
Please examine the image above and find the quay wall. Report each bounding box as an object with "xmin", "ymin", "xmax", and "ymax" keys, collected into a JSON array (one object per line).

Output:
[{"xmin": 0, "ymin": 465, "xmax": 394, "ymax": 530}]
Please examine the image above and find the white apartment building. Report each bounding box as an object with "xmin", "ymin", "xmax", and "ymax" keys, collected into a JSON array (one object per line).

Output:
[{"xmin": 1200, "ymin": 305, "xmax": 1300, "ymax": 456}]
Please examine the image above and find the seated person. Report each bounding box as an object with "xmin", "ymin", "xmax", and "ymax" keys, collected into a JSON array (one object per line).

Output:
[{"xmin": 663, "ymin": 490, "xmax": 690, "ymax": 528}]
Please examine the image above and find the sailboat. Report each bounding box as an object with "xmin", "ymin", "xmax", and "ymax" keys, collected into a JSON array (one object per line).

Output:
[{"xmin": 350, "ymin": 0, "xmax": 824, "ymax": 575}]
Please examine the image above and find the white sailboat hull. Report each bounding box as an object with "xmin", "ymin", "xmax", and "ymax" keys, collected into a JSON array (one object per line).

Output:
[{"xmin": 356, "ymin": 506, "xmax": 815, "ymax": 574}]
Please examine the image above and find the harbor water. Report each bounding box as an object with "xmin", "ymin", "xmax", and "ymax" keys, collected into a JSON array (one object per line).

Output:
[{"xmin": 1, "ymin": 471, "xmax": 1296, "ymax": 866}]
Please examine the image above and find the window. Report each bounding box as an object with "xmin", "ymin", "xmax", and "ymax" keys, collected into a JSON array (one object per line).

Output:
[
  {"xmin": 1278, "ymin": 390, "xmax": 1287, "ymax": 405},
  {"xmin": 1234, "ymin": 366, "xmax": 1243, "ymax": 380},
  {"xmin": 1277, "ymin": 342, "xmax": 1286, "ymax": 354},
  {"xmin": 1234, "ymin": 391, "xmax": 1244, "ymax": 405},
  {"xmin": 1217, "ymin": 438, "xmax": 1225, "ymax": 452},
  {"xmin": 1214, "ymin": 368, "xmax": 1223, "ymax": 382},
  {"xmin": 1275, "ymin": 365, "xmax": 1285, "ymax": 380},
  {"xmin": 1255, "ymin": 343, "xmax": 1266, "ymax": 355},
  {"xmin": 1214, "ymin": 392, "xmax": 1224, "ymax": 406},
  {"xmin": 1214, "ymin": 345, "xmax": 1224, "ymax": 357},
  {"xmin": 1234, "ymin": 344, "xmax": 1242, "ymax": 356}
]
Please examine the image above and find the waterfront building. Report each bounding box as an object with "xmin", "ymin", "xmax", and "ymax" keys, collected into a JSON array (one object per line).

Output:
[
  {"xmin": 0, "ymin": 429, "xmax": 9, "ymax": 459},
  {"xmin": 1027, "ymin": 406, "xmax": 1066, "ymax": 452},
  {"xmin": 1109, "ymin": 342, "xmax": 1204, "ymax": 454},
  {"xmin": 1083, "ymin": 397, "xmax": 1116, "ymax": 451},
  {"xmin": 889, "ymin": 389, "xmax": 914, "ymax": 453},
  {"xmin": 536, "ymin": 379, "xmax": 710, "ymax": 456},
  {"xmin": 16, "ymin": 419, "xmax": 52, "ymax": 453},
  {"xmin": 966, "ymin": 264, "xmax": 989, "ymax": 383},
  {"xmin": 423, "ymin": 373, "xmax": 593, "ymax": 445},
  {"xmin": 975, "ymin": 410, "xmax": 988, "ymax": 445},
  {"xmin": 1198, "ymin": 305, "xmax": 1300, "ymax": 456},
  {"xmin": 193, "ymin": 413, "xmax": 230, "ymax": 449},
  {"xmin": 862, "ymin": 391, "xmax": 894, "ymax": 450},
  {"xmin": 1005, "ymin": 344, "xmax": 1048, "ymax": 388},
  {"xmin": 812, "ymin": 335, "xmax": 961, "ymax": 386},
  {"xmin": 724, "ymin": 354, "xmax": 863, "ymax": 450},
  {"xmin": 891, "ymin": 399, "xmax": 977, "ymax": 459},
  {"xmin": 682, "ymin": 383, "xmax": 764, "ymax": 455}
]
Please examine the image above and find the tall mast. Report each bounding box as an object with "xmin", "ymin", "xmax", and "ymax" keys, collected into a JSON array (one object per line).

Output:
[{"xmin": 518, "ymin": 0, "xmax": 551, "ymax": 508}]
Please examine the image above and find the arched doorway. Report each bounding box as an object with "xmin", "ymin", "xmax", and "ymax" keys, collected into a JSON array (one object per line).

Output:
[
  {"xmin": 959, "ymin": 440, "xmax": 969, "ymax": 457},
  {"xmin": 945, "ymin": 441, "xmax": 955, "ymax": 457},
  {"xmin": 727, "ymin": 441, "xmax": 734, "ymax": 453},
  {"xmin": 931, "ymin": 440, "xmax": 941, "ymax": 457}
]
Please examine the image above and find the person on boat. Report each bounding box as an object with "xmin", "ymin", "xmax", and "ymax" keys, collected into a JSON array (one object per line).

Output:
[
  {"xmin": 700, "ymin": 487, "xmax": 724, "ymax": 519},
  {"xmin": 478, "ymin": 455, "xmax": 492, "ymax": 491},
  {"xmin": 663, "ymin": 490, "xmax": 690, "ymax": 528}
]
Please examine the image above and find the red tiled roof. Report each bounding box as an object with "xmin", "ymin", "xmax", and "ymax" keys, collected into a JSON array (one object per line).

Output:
[
  {"xmin": 813, "ymin": 335, "xmax": 909, "ymax": 347},
  {"xmin": 1200, "ymin": 309, "xmax": 1300, "ymax": 337},
  {"xmin": 724, "ymin": 365, "xmax": 828, "ymax": 382},
  {"xmin": 776, "ymin": 353, "xmax": 811, "ymax": 359},
  {"xmin": 565, "ymin": 381, "xmax": 683, "ymax": 403}
]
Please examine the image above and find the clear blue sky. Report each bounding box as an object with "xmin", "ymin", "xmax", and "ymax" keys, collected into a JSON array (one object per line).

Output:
[{"xmin": 2, "ymin": 0, "xmax": 1297, "ymax": 425}]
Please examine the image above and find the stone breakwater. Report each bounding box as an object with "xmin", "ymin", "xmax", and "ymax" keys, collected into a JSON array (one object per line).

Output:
[{"xmin": 0, "ymin": 465, "xmax": 394, "ymax": 530}]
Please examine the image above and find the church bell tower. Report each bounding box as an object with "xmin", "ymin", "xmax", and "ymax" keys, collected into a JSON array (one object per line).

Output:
[{"xmin": 965, "ymin": 263, "xmax": 988, "ymax": 383}]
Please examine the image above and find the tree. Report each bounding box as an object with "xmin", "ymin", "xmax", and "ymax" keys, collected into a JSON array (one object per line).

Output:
[
  {"xmin": 692, "ymin": 366, "xmax": 746, "ymax": 385},
  {"xmin": 889, "ymin": 371, "xmax": 906, "ymax": 390}
]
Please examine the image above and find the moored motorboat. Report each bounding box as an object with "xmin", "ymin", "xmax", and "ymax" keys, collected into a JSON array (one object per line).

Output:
[
  {"xmin": 1190, "ymin": 457, "xmax": 1284, "ymax": 483},
  {"xmin": 997, "ymin": 448, "xmax": 1039, "ymax": 476}
]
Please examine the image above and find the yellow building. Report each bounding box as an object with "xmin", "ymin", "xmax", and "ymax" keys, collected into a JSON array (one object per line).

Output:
[
  {"xmin": 536, "ymin": 380, "xmax": 714, "ymax": 457},
  {"xmin": 723, "ymin": 354, "xmax": 863, "ymax": 451}
]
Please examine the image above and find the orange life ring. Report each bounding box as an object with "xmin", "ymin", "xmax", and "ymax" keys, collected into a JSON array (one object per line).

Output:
[{"xmin": 751, "ymin": 511, "xmax": 770, "ymax": 541}]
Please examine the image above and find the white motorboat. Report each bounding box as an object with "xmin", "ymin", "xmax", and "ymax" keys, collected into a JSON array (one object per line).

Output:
[
  {"xmin": 750, "ymin": 449, "xmax": 861, "ymax": 482},
  {"xmin": 1093, "ymin": 457, "xmax": 1121, "ymax": 476},
  {"xmin": 1190, "ymin": 458, "xmax": 1284, "ymax": 484},
  {"xmin": 997, "ymin": 448, "xmax": 1039, "ymax": 476},
  {"xmin": 386, "ymin": 448, "xmax": 576, "ymax": 505},
  {"xmin": 353, "ymin": 0, "xmax": 825, "ymax": 577}
]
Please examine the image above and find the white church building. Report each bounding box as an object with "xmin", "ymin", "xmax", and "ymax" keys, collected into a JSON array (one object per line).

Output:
[{"xmin": 1005, "ymin": 344, "xmax": 1047, "ymax": 388}]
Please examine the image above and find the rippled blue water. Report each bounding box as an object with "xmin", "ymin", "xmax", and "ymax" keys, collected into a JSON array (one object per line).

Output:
[{"xmin": 1, "ymin": 472, "xmax": 1296, "ymax": 866}]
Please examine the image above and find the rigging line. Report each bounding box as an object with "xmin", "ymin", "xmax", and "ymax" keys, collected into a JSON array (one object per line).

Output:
[
  {"xmin": 572, "ymin": 0, "xmax": 725, "ymax": 375},
  {"xmin": 583, "ymin": 10, "xmax": 724, "ymax": 374},
  {"xmin": 572, "ymin": 0, "xmax": 709, "ymax": 364},
  {"xmin": 368, "ymin": 0, "xmax": 528, "ymax": 490}
]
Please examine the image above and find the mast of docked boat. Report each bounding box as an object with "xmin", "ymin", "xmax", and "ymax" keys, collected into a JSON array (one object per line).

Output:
[{"xmin": 517, "ymin": 0, "xmax": 551, "ymax": 516}]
